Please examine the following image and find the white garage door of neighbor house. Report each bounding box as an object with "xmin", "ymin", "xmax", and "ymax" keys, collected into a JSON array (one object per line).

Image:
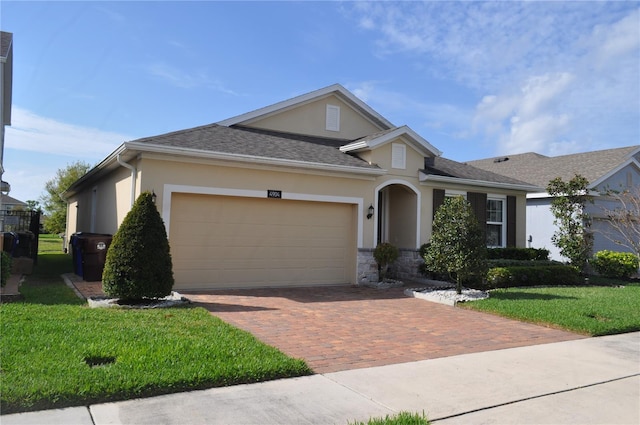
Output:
[{"xmin": 169, "ymin": 193, "xmax": 357, "ymax": 290}]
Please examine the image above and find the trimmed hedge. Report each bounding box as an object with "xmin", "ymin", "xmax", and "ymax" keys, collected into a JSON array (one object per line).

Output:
[
  {"xmin": 487, "ymin": 259, "xmax": 565, "ymax": 268},
  {"xmin": 487, "ymin": 247, "xmax": 550, "ymax": 261},
  {"xmin": 486, "ymin": 265, "xmax": 580, "ymax": 289},
  {"xmin": 591, "ymin": 250, "xmax": 639, "ymax": 279},
  {"xmin": 102, "ymin": 192, "xmax": 174, "ymax": 300}
]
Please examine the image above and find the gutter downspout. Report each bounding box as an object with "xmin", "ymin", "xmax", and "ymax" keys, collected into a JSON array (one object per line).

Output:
[{"xmin": 117, "ymin": 154, "xmax": 136, "ymax": 207}]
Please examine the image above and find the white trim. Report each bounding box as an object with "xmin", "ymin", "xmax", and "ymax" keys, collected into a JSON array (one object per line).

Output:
[
  {"xmin": 340, "ymin": 125, "xmax": 442, "ymax": 157},
  {"xmin": 127, "ymin": 141, "xmax": 386, "ymax": 177},
  {"xmin": 445, "ymin": 189, "xmax": 467, "ymax": 198},
  {"xmin": 590, "ymin": 158, "xmax": 640, "ymax": 189},
  {"xmin": 217, "ymin": 83, "xmax": 394, "ymax": 129},
  {"xmin": 527, "ymin": 191, "xmax": 553, "ymax": 199},
  {"xmin": 486, "ymin": 194, "xmax": 507, "ymax": 248},
  {"xmin": 162, "ymin": 184, "xmax": 364, "ymax": 249},
  {"xmin": 373, "ymin": 179, "xmax": 422, "ymax": 249},
  {"xmin": 420, "ymin": 172, "xmax": 541, "ymax": 192}
]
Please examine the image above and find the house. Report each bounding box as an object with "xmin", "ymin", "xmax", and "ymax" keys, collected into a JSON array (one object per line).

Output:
[
  {"xmin": 468, "ymin": 146, "xmax": 640, "ymax": 261},
  {"xmin": 1, "ymin": 31, "xmax": 13, "ymax": 203},
  {"xmin": 1, "ymin": 194, "xmax": 26, "ymax": 212},
  {"xmin": 65, "ymin": 84, "xmax": 538, "ymax": 290}
]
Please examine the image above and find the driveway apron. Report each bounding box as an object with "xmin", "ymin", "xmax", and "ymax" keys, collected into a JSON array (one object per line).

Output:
[{"xmin": 185, "ymin": 285, "xmax": 584, "ymax": 373}]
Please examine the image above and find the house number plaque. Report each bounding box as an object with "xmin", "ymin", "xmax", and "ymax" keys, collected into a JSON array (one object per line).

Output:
[{"xmin": 267, "ymin": 190, "xmax": 282, "ymax": 199}]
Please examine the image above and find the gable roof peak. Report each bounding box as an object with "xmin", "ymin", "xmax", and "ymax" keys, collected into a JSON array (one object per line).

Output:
[
  {"xmin": 217, "ymin": 83, "xmax": 395, "ymax": 130},
  {"xmin": 340, "ymin": 125, "xmax": 442, "ymax": 157}
]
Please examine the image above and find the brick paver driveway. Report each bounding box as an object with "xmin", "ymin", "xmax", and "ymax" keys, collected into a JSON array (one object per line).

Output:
[{"xmin": 184, "ymin": 285, "xmax": 584, "ymax": 373}]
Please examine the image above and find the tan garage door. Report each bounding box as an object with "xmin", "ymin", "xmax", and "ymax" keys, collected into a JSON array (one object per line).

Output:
[{"xmin": 169, "ymin": 193, "xmax": 356, "ymax": 290}]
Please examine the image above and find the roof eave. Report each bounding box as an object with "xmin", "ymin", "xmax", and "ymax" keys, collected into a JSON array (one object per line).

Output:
[
  {"xmin": 126, "ymin": 142, "xmax": 387, "ymax": 176},
  {"xmin": 590, "ymin": 157, "xmax": 640, "ymax": 189},
  {"xmin": 340, "ymin": 125, "xmax": 443, "ymax": 157},
  {"xmin": 419, "ymin": 173, "xmax": 542, "ymax": 192},
  {"xmin": 63, "ymin": 144, "xmax": 131, "ymax": 198}
]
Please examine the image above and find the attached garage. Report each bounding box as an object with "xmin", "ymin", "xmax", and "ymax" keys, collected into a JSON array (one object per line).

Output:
[{"xmin": 169, "ymin": 193, "xmax": 357, "ymax": 290}]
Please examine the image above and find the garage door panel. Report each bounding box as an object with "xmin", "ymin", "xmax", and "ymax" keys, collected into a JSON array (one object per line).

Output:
[{"xmin": 170, "ymin": 194, "xmax": 355, "ymax": 289}]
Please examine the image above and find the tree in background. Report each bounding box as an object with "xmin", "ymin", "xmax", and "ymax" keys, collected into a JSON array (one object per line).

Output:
[
  {"xmin": 597, "ymin": 185, "xmax": 640, "ymax": 259},
  {"xmin": 547, "ymin": 174, "xmax": 593, "ymax": 272},
  {"xmin": 41, "ymin": 161, "xmax": 91, "ymax": 234},
  {"xmin": 25, "ymin": 200, "xmax": 42, "ymax": 212},
  {"xmin": 102, "ymin": 192, "xmax": 174, "ymax": 300},
  {"xmin": 423, "ymin": 196, "xmax": 487, "ymax": 294}
]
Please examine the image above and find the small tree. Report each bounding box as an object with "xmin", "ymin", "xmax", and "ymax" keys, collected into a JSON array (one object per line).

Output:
[
  {"xmin": 102, "ymin": 191, "xmax": 174, "ymax": 300},
  {"xmin": 41, "ymin": 161, "xmax": 91, "ymax": 234},
  {"xmin": 597, "ymin": 185, "xmax": 640, "ymax": 260},
  {"xmin": 424, "ymin": 196, "xmax": 487, "ymax": 294},
  {"xmin": 373, "ymin": 242, "xmax": 399, "ymax": 281},
  {"xmin": 547, "ymin": 175, "xmax": 593, "ymax": 272}
]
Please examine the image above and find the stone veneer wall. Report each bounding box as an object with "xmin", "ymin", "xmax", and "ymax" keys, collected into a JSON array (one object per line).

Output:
[{"xmin": 357, "ymin": 248, "xmax": 425, "ymax": 285}]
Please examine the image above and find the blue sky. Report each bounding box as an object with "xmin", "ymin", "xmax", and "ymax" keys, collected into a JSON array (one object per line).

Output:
[{"xmin": 2, "ymin": 1, "xmax": 639, "ymax": 203}]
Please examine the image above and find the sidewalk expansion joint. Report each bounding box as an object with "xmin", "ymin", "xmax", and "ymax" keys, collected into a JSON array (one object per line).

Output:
[{"xmin": 430, "ymin": 373, "xmax": 640, "ymax": 423}]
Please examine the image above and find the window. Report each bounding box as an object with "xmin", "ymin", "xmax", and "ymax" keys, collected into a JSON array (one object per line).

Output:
[
  {"xmin": 486, "ymin": 197, "xmax": 506, "ymax": 247},
  {"xmin": 445, "ymin": 190, "xmax": 466, "ymax": 199},
  {"xmin": 326, "ymin": 104, "xmax": 340, "ymax": 131},
  {"xmin": 391, "ymin": 143, "xmax": 406, "ymax": 169}
]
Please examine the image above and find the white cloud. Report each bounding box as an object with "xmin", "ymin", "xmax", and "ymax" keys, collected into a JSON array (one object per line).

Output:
[
  {"xmin": 350, "ymin": 3, "xmax": 639, "ymax": 157},
  {"xmin": 2, "ymin": 108, "xmax": 135, "ymax": 202},
  {"xmin": 587, "ymin": 8, "xmax": 640, "ymax": 68},
  {"xmin": 473, "ymin": 73, "xmax": 576, "ymax": 154},
  {"xmin": 4, "ymin": 107, "xmax": 129, "ymax": 159}
]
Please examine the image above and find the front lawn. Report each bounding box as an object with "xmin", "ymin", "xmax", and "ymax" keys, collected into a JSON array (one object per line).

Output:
[
  {"xmin": 461, "ymin": 283, "xmax": 640, "ymax": 336},
  {"xmin": 0, "ymin": 253, "xmax": 312, "ymax": 414}
]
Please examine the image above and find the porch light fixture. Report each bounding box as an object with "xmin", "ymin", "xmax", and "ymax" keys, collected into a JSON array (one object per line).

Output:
[
  {"xmin": 367, "ymin": 204, "xmax": 374, "ymax": 220},
  {"xmin": 151, "ymin": 190, "xmax": 157, "ymax": 205}
]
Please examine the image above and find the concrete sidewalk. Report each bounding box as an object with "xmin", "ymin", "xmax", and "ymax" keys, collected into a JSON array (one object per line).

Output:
[{"xmin": 3, "ymin": 332, "xmax": 639, "ymax": 425}]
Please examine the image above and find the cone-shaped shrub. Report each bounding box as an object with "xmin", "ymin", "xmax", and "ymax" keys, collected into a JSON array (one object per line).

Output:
[{"xmin": 102, "ymin": 191, "xmax": 174, "ymax": 300}]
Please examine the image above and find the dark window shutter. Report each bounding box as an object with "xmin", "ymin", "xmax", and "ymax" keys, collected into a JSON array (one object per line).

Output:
[
  {"xmin": 507, "ymin": 195, "xmax": 516, "ymax": 247},
  {"xmin": 433, "ymin": 189, "xmax": 445, "ymax": 218},
  {"xmin": 467, "ymin": 192, "xmax": 487, "ymax": 231}
]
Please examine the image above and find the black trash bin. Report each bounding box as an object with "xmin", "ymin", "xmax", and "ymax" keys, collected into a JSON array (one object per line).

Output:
[
  {"xmin": 80, "ymin": 234, "xmax": 113, "ymax": 282},
  {"xmin": 2, "ymin": 232, "xmax": 17, "ymax": 255},
  {"xmin": 14, "ymin": 231, "xmax": 35, "ymax": 258}
]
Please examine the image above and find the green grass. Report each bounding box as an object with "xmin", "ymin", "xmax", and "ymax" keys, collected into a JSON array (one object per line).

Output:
[
  {"xmin": 37, "ymin": 233, "xmax": 65, "ymax": 254},
  {"xmin": 1, "ymin": 246, "xmax": 312, "ymax": 413},
  {"xmin": 350, "ymin": 411, "xmax": 430, "ymax": 425},
  {"xmin": 461, "ymin": 284, "xmax": 640, "ymax": 336}
]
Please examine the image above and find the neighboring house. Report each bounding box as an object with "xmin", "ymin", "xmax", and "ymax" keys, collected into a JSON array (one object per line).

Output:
[
  {"xmin": 1, "ymin": 194, "xmax": 26, "ymax": 212},
  {"xmin": 65, "ymin": 84, "xmax": 538, "ymax": 290},
  {"xmin": 468, "ymin": 146, "xmax": 640, "ymax": 261},
  {"xmin": 1, "ymin": 31, "xmax": 13, "ymax": 203}
]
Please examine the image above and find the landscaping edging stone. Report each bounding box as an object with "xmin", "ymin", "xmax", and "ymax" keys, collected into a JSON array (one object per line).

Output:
[
  {"xmin": 87, "ymin": 292, "xmax": 191, "ymax": 309},
  {"xmin": 405, "ymin": 287, "xmax": 489, "ymax": 306}
]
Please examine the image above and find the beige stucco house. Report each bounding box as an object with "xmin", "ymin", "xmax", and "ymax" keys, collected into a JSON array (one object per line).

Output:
[{"xmin": 65, "ymin": 84, "xmax": 538, "ymax": 290}]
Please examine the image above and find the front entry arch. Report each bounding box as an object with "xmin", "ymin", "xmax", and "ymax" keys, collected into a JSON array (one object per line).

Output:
[{"xmin": 374, "ymin": 180, "xmax": 420, "ymax": 249}]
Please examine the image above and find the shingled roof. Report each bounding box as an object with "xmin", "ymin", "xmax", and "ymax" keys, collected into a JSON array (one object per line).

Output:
[
  {"xmin": 422, "ymin": 157, "xmax": 535, "ymax": 186},
  {"xmin": 0, "ymin": 31, "xmax": 11, "ymax": 59},
  {"xmin": 129, "ymin": 123, "xmax": 380, "ymax": 170},
  {"xmin": 467, "ymin": 146, "xmax": 640, "ymax": 189}
]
